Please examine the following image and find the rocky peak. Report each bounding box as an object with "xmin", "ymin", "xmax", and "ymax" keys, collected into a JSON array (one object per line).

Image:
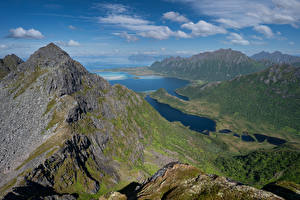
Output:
[
  {"xmin": 24, "ymin": 43, "xmax": 71, "ymax": 70},
  {"xmin": 2, "ymin": 54, "xmax": 23, "ymax": 68},
  {"xmin": 0, "ymin": 54, "xmax": 23, "ymax": 79},
  {"xmin": 101, "ymin": 162, "xmax": 283, "ymax": 200}
]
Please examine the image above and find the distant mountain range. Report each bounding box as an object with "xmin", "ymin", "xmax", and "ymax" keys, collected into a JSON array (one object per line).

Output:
[
  {"xmin": 251, "ymin": 51, "xmax": 300, "ymax": 65},
  {"xmin": 150, "ymin": 49, "xmax": 267, "ymax": 81}
]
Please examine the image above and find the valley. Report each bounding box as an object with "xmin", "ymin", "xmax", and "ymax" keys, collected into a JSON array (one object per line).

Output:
[{"xmin": 2, "ymin": 0, "xmax": 300, "ymax": 199}]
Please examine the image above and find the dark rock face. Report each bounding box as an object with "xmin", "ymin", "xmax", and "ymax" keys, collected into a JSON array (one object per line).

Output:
[
  {"xmin": 24, "ymin": 134, "xmax": 110, "ymax": 194},
  {"xmin": 3, "ymin": 180, "xmax": 78, "ymax": 200}
]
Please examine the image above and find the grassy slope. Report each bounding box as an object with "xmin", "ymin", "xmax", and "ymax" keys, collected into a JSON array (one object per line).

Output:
[
  {"xmin": 69, "ymin": 85, "xmax": 230, "ymax": 199},
  {"xmin": 149, "ymin": 65, "xmax": 300, "ymax": 188},
  {"xmin": 177, "ymin": 65, "xmax": 300, "ymax": 138}
]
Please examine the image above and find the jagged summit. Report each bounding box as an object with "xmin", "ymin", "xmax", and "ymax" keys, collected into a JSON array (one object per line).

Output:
[{"xmin": 24, "ymin": 42, "xmax": 71, "ymax": 70}]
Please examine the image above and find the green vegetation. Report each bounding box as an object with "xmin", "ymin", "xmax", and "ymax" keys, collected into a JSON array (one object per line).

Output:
[
  {"xmin": 43, "ymin": 98, "xmax": 56, "ymax": 116},
  {"xmin": 0, "ymin": 178, "xmax": 17, "ymax": 197},
  {"xmin": 149, "ymin": 65, "xmax": 300, "ymax": 190},
  {"xmin": 13, "ymin": 67, "xmax": 47, "ymax": 99},
  {"xmin": 150, "ymin": 49, "xmax": 267, "ymax": 81},
  {"xmin": 178, "ymin": 65, "xmax": 300, "ymax": 131},
  {"xmin": 45, "ymin": 110, "xmax": 64, "ymax": 130},
  {"xmin": 15, "ymin": 128, "xmax": 69, "ymax": 171},
  {"xmin": 215, "ymin": 147, "xmax": 300, "ymax": 187},
  {"xmin": 195, "ymin": 185, "xmax": 253, "ymax": 200}
]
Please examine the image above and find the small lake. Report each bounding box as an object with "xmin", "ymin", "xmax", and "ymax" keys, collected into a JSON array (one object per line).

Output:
[
  {"xmin": 254, "ymin": 134, "xmax": 286, "ymax": 145},
  {"xmin": 145, "ymin": 96, "xmax": 216, "ymax": 134},
  {"xmin": 97, "ymin": 71, "xmax": 189, "ymax": 100}
]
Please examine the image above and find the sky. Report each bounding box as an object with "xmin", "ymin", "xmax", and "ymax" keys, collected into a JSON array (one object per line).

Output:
[{"xmin": 1, "ymin": 0, "xmax": 300, "ymax": 67}]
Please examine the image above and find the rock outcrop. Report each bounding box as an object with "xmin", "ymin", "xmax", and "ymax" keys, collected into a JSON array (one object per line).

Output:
[
  {"xmin": 0, "ymin": 54, "xmax": 23, "ymax": 79},
  {"xmin": 101, "ymin": 162, "xmax": 284, "ymax": 200}
]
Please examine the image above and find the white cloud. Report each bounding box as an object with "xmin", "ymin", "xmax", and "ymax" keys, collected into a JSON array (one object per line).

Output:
[
  {"xmin": 216, "ymin": 18, "xmax": 242, "ymax": 29},
  {"xmin": 9, "ymin": 27, "xmax": 44, "ymax": 39},
  {"xmin": 98, "ymin": 15, "xmax": 149, "ymax": 25},
  {"xmin": 226, "ymin": 33, "xmax": 250, "ymax": 45},
  {"xmin": 251, "ymin": 35, "xmax": 263, "ymax": 40},
  {"xmin": 0, "ymin": 44, "xmax": 7, "ymax": 50},
  {"xmin": 93, "ymin": 3, "xmax": 128, "ymax": 14},
  {"xmin": 68, "ymin": 25, "xmax": 76, "ymax": 30},
  {"xmin": 56, "ymin": 40, "xmax": 80, "ymax": 47},
  {"xmin": 181, "ymin": 20, "xmax": 227, "ymax": 36},
  {"xmin": 253, "ymin": 25, "xmax": 274, "ymax": 38},
  {"xmin": 163, "ymin": 11, "xmax": 189, "ymax": 23},
  {"xmin": 99, "ymin": 14, "xmax": 190, "ymax": 40},
  {"xmin": 68, "ymin": 40, "xmax": 80, "ymax": 46},
  {"xmin": 113, "ymin": 32, "xmax": 139, "ymax": 42},
  {"xmin": 289, "ymin": 41, "xmax": 295, "ymax": 45},
  {"xmin": 170, "ymin": 0, "xmax": 300, "ymax": 28}
]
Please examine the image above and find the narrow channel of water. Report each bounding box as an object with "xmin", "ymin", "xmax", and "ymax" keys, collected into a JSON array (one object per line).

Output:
[{"xmin": 145, "ymin": 96, "xmax": 216, "ymax": 134}]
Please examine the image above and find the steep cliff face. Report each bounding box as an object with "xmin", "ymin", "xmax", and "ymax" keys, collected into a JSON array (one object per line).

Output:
[
  {"xmin": 101, "ymin": 162, "xmax": 283, "ymax": 200},
  {"xmin": 0, "ymin": 43, "xmax": 154, "ymax": 198}
]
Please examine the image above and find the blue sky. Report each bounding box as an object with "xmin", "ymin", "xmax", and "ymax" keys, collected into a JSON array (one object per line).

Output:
[{"xmin": 1, "ymin": 0, "xmax": 300, "ymax": 67}]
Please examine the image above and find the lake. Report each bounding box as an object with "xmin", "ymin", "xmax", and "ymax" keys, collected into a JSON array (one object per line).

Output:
[
  {"xmin": 96, "ymin": 71, "xmax": 216, "ymax": 134},
  {"xmin": 97, "ymin": 71, "xmax": 189, "ymax": 100},
  {"xmin": 145, "ymin": 96, "xmax": 216, "ymax": 134}
]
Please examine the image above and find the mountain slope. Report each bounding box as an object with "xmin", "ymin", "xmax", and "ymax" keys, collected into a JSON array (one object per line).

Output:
[
  {"xmin": 178, "ymin": 64, "xmax": 300, "ymax": 132},
  {"xmin": 0, "ymin": 43, "xmax": 230, "ymax": 199},
  {"xmin": 150, "ymin": 49, "xmax": 266, "ymax": 81},
  {"xmin": 252, "ymin": 51, "xmax": 300, "ymax": 65}
]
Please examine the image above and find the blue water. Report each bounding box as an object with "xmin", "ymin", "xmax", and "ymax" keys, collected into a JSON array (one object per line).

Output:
[
  {"xmin": 253, "ymin": 134, "xmax": 286, "ymax": 145},
  {"xmin": 97, "ymin": 71, "xmax": 189, "ymax": 100},
  {"xmin": 145, "ymin": 96, "xmax": 216, "ymax": 134},
  {"xmin": 96, "ymin": 71, "xmax": 216, "ymax": 134}
]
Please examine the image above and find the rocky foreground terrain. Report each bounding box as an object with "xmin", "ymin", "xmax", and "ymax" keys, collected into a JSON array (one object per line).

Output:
[
  {"xmin": 100, "ymin": 162, "xmax": 283, "ymax": 200},
  {"xmin": 0, "ymin": 43, "xmax": 292, "ymax": 199}
]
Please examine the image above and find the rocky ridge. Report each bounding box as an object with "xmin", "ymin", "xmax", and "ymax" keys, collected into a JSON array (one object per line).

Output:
[
  {"xmin": 0, "ymin": 43, "xmax": 153, "ymax": 198},
  {"xmin": 150, "ymin": 49, "xmax": 267, "ymax": 81},
  {"xmin": 251, "ymin": 51, "xmax": 300, "ymax": 65},
  {"xmin": 101, "ymin": 162, "xmax": 283, "ymax": 200}
]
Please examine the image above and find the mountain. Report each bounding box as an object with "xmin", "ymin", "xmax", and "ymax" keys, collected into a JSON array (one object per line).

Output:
[
  {"xmin": 150, "ymin": 49, "xmax": 267, "ymax": 81},
  {"xmin": 0, "ymin": 43, "xmax": 229, "ymax": 199},
  {"xmin": 177, "ymin": 64, "xmax": 300, "ymax": 131},
  {"xmin": 0, "ymin": 43, "xmax": 294, "ymax": 200},
  {"xmin": 252, "ymin": 51, "xmax": 300, "ymax": 65},
  {"xmin": 101, "ymin": 162, "xmax": 283, "ymax": 200},
  {"xmin": 0, "ymin": 54, "xmax": 23, "ymax": 79}
]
